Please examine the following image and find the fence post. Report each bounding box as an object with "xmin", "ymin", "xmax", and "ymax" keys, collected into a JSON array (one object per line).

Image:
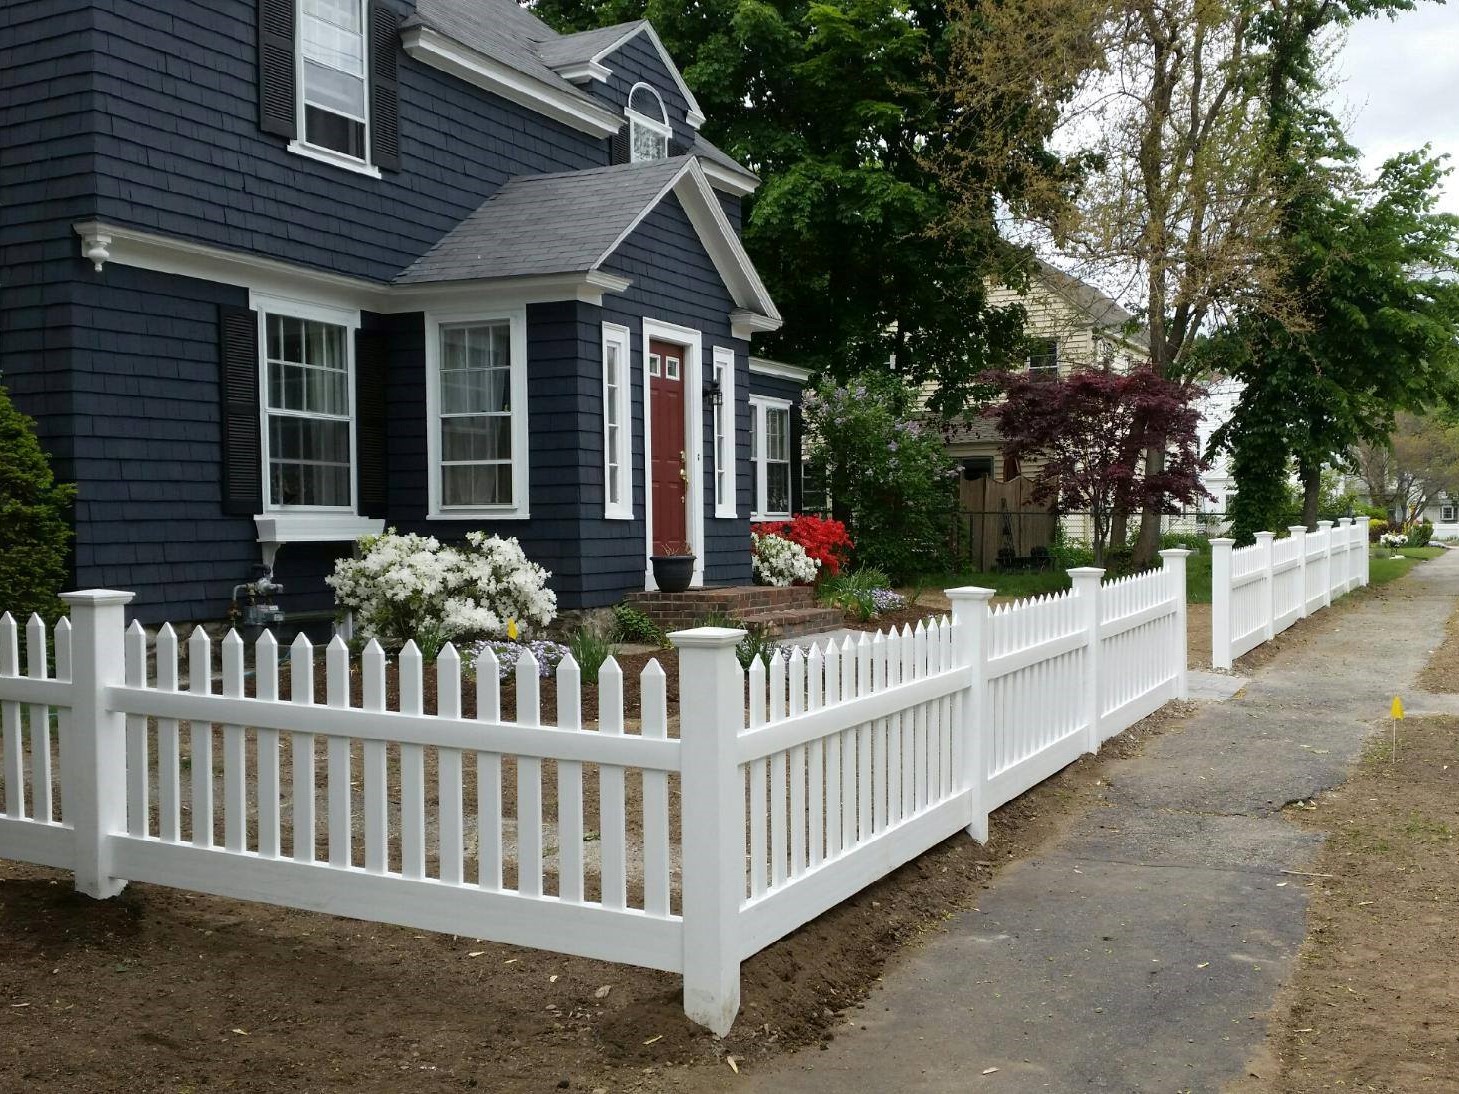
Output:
[
  {"xmin": 1255, "ymin": 531, "xmax": 1276, "ymax": 641},
  {"xmin": 1158, "ymin": 550, "xmax": 1192, "ymax": 700},
  {"xmin": 1361, "ymin": 517, "xmax": 1371, "ymax": 586},
  {"xmin": 1210, "ymin": 538, "xmax": 1234, "ymax": 671},
  {"xmin": 1317, "ymin": 520, "xmax": 1335, "ymax": 607},
  {"xmin": 671, "ymin": 625, "xmax": 746, "ymax": 1038},
  {"xmin": 1069, "ymin": 567, "xmax": 1104, "ymax": 753},
  {"xmin": 58, "ymin": 589, "xmax": 134, "ymax": 899},
  {"xmin": 1338, "ymin": 517, "xmax": 1355, "ymax": 594},
  {"xmin": 948, "ymin": 586, "xmax": 994, "ymax": 843},
  {"xmin": 1287, "ymin": 525, "xmax": 1308, "ymax": 618}
]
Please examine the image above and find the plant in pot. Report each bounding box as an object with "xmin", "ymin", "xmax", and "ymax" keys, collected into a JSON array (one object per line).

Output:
[{"xmin": 651, "ymin": 540, "xmax": 696, "ymax": 593}]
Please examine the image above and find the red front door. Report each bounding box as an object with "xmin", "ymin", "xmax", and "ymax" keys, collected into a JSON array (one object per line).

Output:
[{"xmin": 649, "ymin": 339, "xmax": 688, "ymax": 554}]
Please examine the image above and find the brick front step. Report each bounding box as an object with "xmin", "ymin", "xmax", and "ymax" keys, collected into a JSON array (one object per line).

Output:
[{"xmin": 624, "ymin": 586, "xmax": 841, "ymax": 638}]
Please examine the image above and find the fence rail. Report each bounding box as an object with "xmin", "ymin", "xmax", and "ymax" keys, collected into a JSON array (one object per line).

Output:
[
  {"xmin": 1210, "ymin": 519, "xmax": 1369, "ymax": 670},
  {"xmin": 1, "ymin": 558, "xmax": 1189, "ymax": 1035}
]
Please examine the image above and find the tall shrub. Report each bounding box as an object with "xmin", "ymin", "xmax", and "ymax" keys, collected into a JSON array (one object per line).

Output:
[
  {"xmin": 0, "ymin": 385, "xmax": 75, "ymax": 622},
  {"xmin": 802, "ymin": 376, "xmax": 956, "ymax": 580}
]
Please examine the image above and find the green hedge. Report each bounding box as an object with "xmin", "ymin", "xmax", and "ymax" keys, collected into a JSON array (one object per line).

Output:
[{"xmin": 0, "ymin": 385, "xmax": 75, "ymax": 622}]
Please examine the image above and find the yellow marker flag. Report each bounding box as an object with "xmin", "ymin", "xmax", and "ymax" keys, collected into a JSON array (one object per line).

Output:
[
  {"xmin": 1391, "ymin": 696, "xmax": 1405, "ymax": 720},
  {"xmin": 507, "ymin": 618, "xmax": 519, "ymax": 641}
]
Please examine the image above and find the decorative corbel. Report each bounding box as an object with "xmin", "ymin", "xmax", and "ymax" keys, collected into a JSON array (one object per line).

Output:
[{"xmin": 80, "ymin": 228, "xmax": 111, "ymax": 272}]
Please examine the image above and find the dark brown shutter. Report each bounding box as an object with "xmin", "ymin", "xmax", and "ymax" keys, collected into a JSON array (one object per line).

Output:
[
  {"xmin": 369, "ymin": 1, "xmax": 402, "ymax": 171},
  {"xmin": 356, "ymin": 328, "xmax": 390, "ymax": 518},
  {"xmin": 257, "ymin": 0, "xmax": 297, "ymax": 138},
  {"xmin": 609, "ymin": 127, "xmax": 630, "ymax": 165},
  {"xmin": 219, "ymin": 306, "xmax": 264, "ymax": 516}
]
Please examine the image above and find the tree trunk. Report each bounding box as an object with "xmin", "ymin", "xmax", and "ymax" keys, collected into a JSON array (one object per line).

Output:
[
  {"xmin": 1111, "ymin": 506, "xmax": 1129, "ymax": 550},
  {"xmin": 1300, "ymin": 459, "xmax": 1320, "ymax": 529},
  {"xmin": 1133, "ymin": 445, "xmax": 1166, "ymax": 565}
]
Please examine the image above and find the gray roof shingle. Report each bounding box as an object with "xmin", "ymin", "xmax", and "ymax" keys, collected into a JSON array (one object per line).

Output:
[
  {"xmin": 395, "ymin": 158, "xmax": 691, "ymax": 285},
  {"xmin": 534, "ymin": 21, "xmax": 644, "ymax": 68}
]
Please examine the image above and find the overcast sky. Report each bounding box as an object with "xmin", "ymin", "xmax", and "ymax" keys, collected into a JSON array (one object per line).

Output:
[{"xmin": 1329, "ymin": 4, "xmax": 1459, "ymax": 214}]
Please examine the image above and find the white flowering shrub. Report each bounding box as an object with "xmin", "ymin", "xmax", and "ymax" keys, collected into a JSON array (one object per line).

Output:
[
  {"xmin": 751, "ymin": 532, "xmax": 820, "ymax": 587},
  {"xmin": 1380, "ymin": 531, "xmax": 1409, "ymax": 549},
  {"xmin": 328, "ymin": 529, "xmax": 557, "ymax": 650}
]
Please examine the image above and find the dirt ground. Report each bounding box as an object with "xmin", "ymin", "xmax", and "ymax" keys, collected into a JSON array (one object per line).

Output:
[
  {"xmin": 0, "ymin": 697, "xmax": 1190, "ymax": 1093},
  {"xmin": 1415, "ymin": 601, "xmax": 1459, "ymax": 693},
  {"xmin": 1239, "ymin": 716, "xmax": 1459, "ymax": 1094}
]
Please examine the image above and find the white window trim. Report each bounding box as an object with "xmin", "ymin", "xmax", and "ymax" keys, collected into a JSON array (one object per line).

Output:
[
  {"xmin": 641, "ymin": 317, "xmax": 704, "ymax": 590},
  {"xmin": 602, "ymin": 323, "xmax": 633, "ymax": 520},
  {"xmin": 712, "ymin": 345, "xmax": 737, "ymax": 519},
  {"xmin": 424, "ymin": 307, "xmax": 530, "ymax": 521},
  {"xmin": 626, "ymin": 81, "xmax": 671, "ymax": 163},
  {"xmin": 252, "ymin": 291, "xmax": 362, "ymax": 519},
  {"xmin": 292, "ymin": 0, "xmax": 377, "ymax": 174},
  {"xmin": 749, "ymin": 394, "xmax": 793, "ymax": 521}
]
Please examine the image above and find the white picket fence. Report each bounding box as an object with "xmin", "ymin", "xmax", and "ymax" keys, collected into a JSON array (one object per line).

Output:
[
  {"xmin": 1210, "ymin": 518, "xmax": 1370, "ymax": 670},
  {"xmin": 0, "ymin": 555, "xmax": 1188, "ymax": 1035}
]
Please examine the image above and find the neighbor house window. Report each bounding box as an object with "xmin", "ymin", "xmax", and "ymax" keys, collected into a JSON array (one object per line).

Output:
[
  {"xmin": 263, "ymin": 312, "xmax": 354, "ymax": 509},
  {"xmin": 1443, "ymin": 503, "xmax": 1456, "ymax": 523},
  {"xmin": 627, "ymin": 83, "xmax": 670, "ymax": 162},
  {"xmin": 750, "ymin": 396, "xmax": 792, "ymax": 519},
  {"xmin": 1028, "ymin": 338, "xmax": 1059, "ymax": 378},
  {"xmin": 427, "ymin": 311, "xmax": 529, "ymax": 519},
  {"xmin": 603, "ymin": 324, "xmax": 632, "ymax": 519},
  {"xmin": 301, "ymin": 0, "xmax": 369, "ymax": 161},
  {"xmin": 712, "ymin": 347, "xmax": 736, "ymax": 518}
]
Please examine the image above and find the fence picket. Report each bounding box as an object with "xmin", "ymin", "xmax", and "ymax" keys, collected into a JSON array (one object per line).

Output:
[
  {"xmin": 436, "ymin": 643, "xmax": 465, "ymax": 887},
  {"xmin": 872, "ymin": 631, "xmax": 890, "ymax": 832},
  {"xmin": 556, "ymin": 654, "xmax": 584, "ymax": 904},
  {"xmin": 641, "ymin": 660, "xmax": 670, "ymax": 915},
  {"xmin": 806, "ymin": 644, "xmax": 824, "ymax": 869},
  {"xmin": 399, "ymin": 641, "xmax": 427, "ymax": 882},
  {"xmin": 25, "ymin": 615, "xmax": 53, "ymax": 822},
  {"xmin": 514, "ymin": 650, "xmax": 543, "ymax": 897},
  {"xmin": 222, "ymin": 631, "xmax": 247, "ymax": 854},
  {"xmin": 822, "ymin": 642, "xmax": 842, "ymax": 855},
  {"xmin": 188, "ymin": 627, "xmax": 214, "ymax": 849},
  {"xmin": 289, "ymin": 633, "xmax": 315, "ymax": 862},
  {"xmin": 124, "ymin": 621, "xmax": 148, "ymax": 837},
  {"xmin": 475, "ymin": 647, "xmax": 503, "ymax": 891},
  {"xmin": 155, "ymin": 625, "xmax": 181, "ymax": 841},
  {"xmin": 0, "ymin": 614, "xmax": 21, "ymax": 819},
  {"xmin": 598, "ymin": 657, "xmax": 627, "ymax": 908},
  {"xmin": 253, "ymin": 631, "xmax": 280, "ymax": 860},
  {"xmin": 913, "ymin": 622, "xmax": 929, "ymax": 812},
  {"xmin": 52, "ymin": 618, "xmax": 71, "ymax": 825},
  {"xmin": 787, "ymin": 647, "xmax": 806, "ymax": 878},
  {"xmin": 898, "ymin": 625, "xmax": 914, "ymax": 822},
  {"xmin": 360, "ymin": 639, "xmax": 387, "ymax": 874},
  {"xmin": 747, "ymin": 655, "xmax": 768, "ymax": 897},
  {"xmin": 768, "ymin": 651, "xmax": 787, "ymax": 888}
]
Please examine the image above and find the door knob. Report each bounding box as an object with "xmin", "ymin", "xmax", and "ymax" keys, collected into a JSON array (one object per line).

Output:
[{"xmin": 679, "ymin": 450, "xmax": 688, "ymax": 484}]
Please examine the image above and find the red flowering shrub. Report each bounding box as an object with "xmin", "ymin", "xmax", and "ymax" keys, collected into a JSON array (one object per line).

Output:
[{"xmin": 751, "ymin": 515, "xmax": 854, "ymax": 576}]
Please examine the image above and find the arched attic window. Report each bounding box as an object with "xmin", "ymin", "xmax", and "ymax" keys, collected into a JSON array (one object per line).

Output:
[{"xmin": 627, "ymin": 83, "xmax": 671, "ymax": 162}]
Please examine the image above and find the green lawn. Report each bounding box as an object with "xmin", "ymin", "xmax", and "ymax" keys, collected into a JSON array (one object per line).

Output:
[
  {"xmin": 1394, "ymin": 546, "xmax": 1447, "ymax": 560},
  {"xmin": 1369, "ymin": 544, "xmax": 1448, "ymax": 585},
  {"xmin": 913, "ymin": 547, "xmax": 1214, "ymax": 604}
]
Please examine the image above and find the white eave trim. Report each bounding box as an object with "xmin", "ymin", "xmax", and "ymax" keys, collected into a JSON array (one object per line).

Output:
[
  {"xmin": 402, "ymin": 25, "xmax": 621, "ymax": 138},
  {"xmin": 749, "ymin": 357, "xmax": 811, "ymax": 383},
  {"xmin": 733, "ymin": 311, "xmax": 783, "ymax": 340},
  {"xmin": 700, "ymin": 158, "xmax": 759, "ymax": 196},
  {"xmin": 553, "ymin": 59, "xmax": 611, "ymax": 84},
  {"xmin": 75, "ymin": 221, "xmax": 632, "ymax": 311}
]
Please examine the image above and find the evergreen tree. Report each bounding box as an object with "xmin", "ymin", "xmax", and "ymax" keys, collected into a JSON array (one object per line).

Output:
[{"xmin": 0, "ymin": 385, "xmax": 76, "ymax": 622}]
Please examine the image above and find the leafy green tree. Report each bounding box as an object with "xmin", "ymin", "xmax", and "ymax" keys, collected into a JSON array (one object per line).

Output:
[
  {"xmin": 0, "ymin": 385, "xmax": 76, "ymax": 623},
  {"xmin": 801, "ymin": 376, "xmax": 956, "ymax": 579},
  {"xmin": 529, "ymin": 0, "xmax": 1057, "ymax": 410}
]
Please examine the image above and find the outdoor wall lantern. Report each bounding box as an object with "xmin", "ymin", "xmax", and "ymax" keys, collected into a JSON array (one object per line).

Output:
[{"xmin": 703, "ymin": 377, "xmax": 724, "ymax": 408}]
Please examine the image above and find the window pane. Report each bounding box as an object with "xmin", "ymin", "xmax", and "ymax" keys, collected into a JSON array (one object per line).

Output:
[
  {"xmin": 767, "ymin": 464, "xmax": 791, "ymax": 515},
  {"xmin": 441, "ymin": 416, "xmax": 511, "ymax": 462},
  {"xmin": 304, "ymin": 105, "xmax": 366, "ymax": 158},
  {"xmin": 631, "ymin": 121, "xmax": 668, "ymax": 163},
  {"xmin": 268, "ymin": 417, "xmax": 350, "ymax": 507},
  {"xmin": 628, "ymin": 85, "xmax": 668, "ymax": 125},
  {"xmin": 443, "ymin": 464, "xmax": 512, "ymax": 508},
  {"xmin": 303, "ymin": 60, "xmax": 366, "ymax": 119},
  {"xmin": 766, "ymin": 408, "xmax": 790, "ymax": 461}
]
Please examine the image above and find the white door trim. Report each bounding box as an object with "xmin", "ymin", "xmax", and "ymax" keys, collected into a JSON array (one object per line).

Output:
[{"xmin": 642, "ymin": 317, "xmax": 705, "ymax": 590}]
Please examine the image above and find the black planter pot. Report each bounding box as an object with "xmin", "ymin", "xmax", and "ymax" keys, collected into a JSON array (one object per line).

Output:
[{"xmin": 651, "ymin": 554, "xmax": 696, "ymax": 593}]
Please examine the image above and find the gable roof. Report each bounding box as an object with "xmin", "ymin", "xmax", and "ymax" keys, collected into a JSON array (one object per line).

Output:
[
  {"xmin": 403, "ymin": 2, "xmax": 743, "ymax": 181},
  {"xmin": 1033, "ymin": 260, "xmax": 1150, "ymax": 349},
  {"xmin": 394, "ymin": 157, "xmax": 780, "ymax": 325}
]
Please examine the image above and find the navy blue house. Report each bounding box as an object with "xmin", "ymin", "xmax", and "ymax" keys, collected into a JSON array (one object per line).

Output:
[{"xmin": 0, "ymin": 0, "xmax": 811, "ymax": 623}]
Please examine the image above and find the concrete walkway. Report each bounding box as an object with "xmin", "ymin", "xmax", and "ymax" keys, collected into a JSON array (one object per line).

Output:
[{"xmin": 730, "ymin": 553, "xmax": 1459, "ymax": 1092}]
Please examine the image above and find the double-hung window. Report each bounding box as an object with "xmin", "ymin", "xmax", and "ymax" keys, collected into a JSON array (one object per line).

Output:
[
  {"xmin": 712, "ymin": 347, "xmax": 737, "ymax": 517},
  {"xmin": 1028, "ymin": 337, "xmax": 1059, "ymax": 379},
  {"xmin": 1443, "ymin": 503, "xmax": 1457, "ymax": 523},
  {"xmin": 627, "ymin": 83, "xmax": 671, "ymax": 163},
  {"xmin": 603, "ymin": 324, "xmax": 633, "ymax": 519},
  {"xmin": 300, "ymin": 0, "xmax": 369, "ymax": 162},
  {"xmin": 261, "ymin": 308, "xmax": 356, "ymax": 510},
  {"xmin": 750, "ymin": 396, "xmax": 792, "ymax": 520},
  {"xmin": 427, "ymin": 311, "xmax": 529, "ymax": 519}
]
